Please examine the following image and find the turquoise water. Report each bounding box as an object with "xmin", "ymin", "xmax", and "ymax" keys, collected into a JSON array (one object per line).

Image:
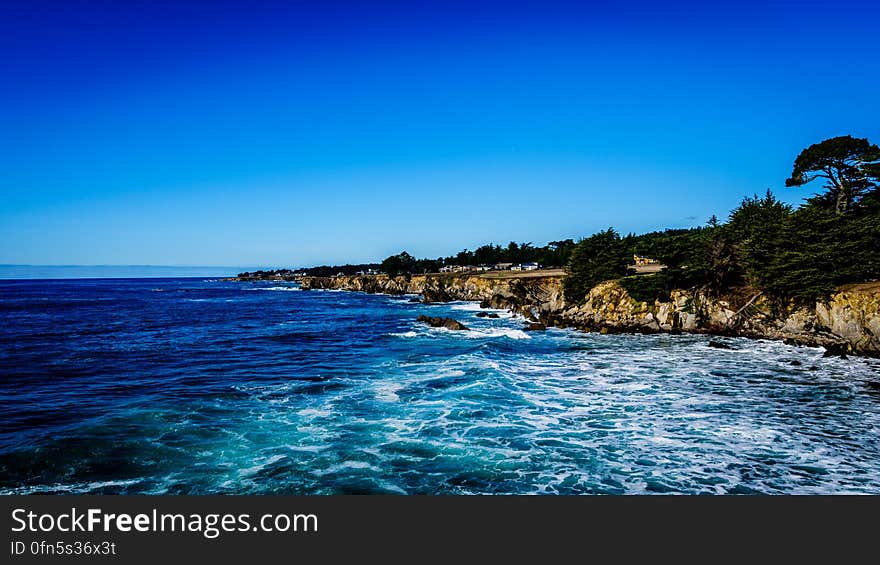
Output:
[{"xmin": 1, "ymin": 278, "xmax": 879, "ymax": 494}]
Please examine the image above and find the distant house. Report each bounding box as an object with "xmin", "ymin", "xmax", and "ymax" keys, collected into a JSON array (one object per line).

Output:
[
  {"xmin": 475, "ymin": 265, "xmax": 491, "ymax": 271},
  {"xmin": 439, "ymin": 265, "xmax": 455, "ymax": 273},
  {"xmin": 520, "ymin": 262, "xmax": 541, "ymax": 271},
  {"xmin": 633, "ymin": 255, "xmax": 658, "ymax": 266},
  {"xmin": 493, "ymin": 263, "xmax": 514, "ymax": 270},
  {"xmin": 510, "ymin": 264, "xmax": 522, "ymax": 271}
]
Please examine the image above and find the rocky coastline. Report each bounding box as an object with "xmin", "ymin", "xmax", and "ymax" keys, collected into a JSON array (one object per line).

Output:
[{"xmin": 238, "ymin": 273, "xmax": 880, "ymax": 357}]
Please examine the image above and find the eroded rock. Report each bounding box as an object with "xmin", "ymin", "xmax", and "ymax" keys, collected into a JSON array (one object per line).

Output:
[{"xmin": 416, "ymin": 315, "xmax": 469, "ymax": 331}]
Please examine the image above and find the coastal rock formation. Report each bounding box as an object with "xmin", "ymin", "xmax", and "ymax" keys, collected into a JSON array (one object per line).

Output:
[
  {"xmin": 296, "ymin": 274, "xmax": 880, "ymax": 356},
  {"xmin": 416, "ymin": 315, "xmax": 469, "ymax": 331},
  {"xmin": 556, "ymin": 281, "xmax": 880, "ymax": 356},
  {"xmin": 300, "ymin": 273, "xmax": 565, "ymax": 320}
]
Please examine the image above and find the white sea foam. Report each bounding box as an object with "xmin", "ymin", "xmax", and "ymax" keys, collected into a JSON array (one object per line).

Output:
[
  {"xmin": 239, "ymin": 454, "xmax": 287, "ymax": 477},
  {"xmin": 389, "ymin": 331, "xmax": 419, "ymax": 338},
  {"xmin": 374, "ymin": 381, "xmax": 404, "ymax": 402},
  {"xmin": 465, "ymin": 327, "xmax": 532, "ymax": 340},
  {"xmin": 0, "ymin": 479, "xmax": 144, "ymax": 495},
  {"xmin": 297, "ymin": 407, "xmax": 333, "ymax": 418},
  {"xmin": 313, "ymin": 460, "xmax": 380, "ymax": 476},
  {"xmin": 376, "ymin": 481, "xmax": 408, "ymax": 495},
  {"xmin": 285, "ymin": 444, "xmax": 328, "ymax": 453},
  {"xmin": 449, "ymin": 302, "xmax": 490, "ymax": 312},
  {"xmin": 250, "ymin": 286, "xmax": 301, "ymax": 292}
]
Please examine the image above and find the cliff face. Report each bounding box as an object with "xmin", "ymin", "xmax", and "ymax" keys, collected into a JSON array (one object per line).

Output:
[
  {"xmin": 297, "ymin": 274, "xmax": 880, "ymax": 356},
  {"xmin": 299, "ymin": 273, "xmax": 565, "ymax": 316},
  {"xmin": 555, "ymin": 281, "xmax": 880, "ymax": 356}
]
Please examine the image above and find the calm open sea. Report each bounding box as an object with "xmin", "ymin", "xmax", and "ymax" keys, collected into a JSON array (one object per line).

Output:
[{"xmin": 1, "ymin": 277, "xmax": 878, "ymax": 494}]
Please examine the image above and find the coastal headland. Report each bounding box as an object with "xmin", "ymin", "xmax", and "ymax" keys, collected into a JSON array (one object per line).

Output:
[{"xmin": 235, "ymin": 271, "xmax": 880, "ymax": 357}]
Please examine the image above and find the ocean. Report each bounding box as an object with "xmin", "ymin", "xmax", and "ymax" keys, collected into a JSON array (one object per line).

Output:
[{"xmin": 1, "ymin": 277, "xmax": 878, "ymax": 494}]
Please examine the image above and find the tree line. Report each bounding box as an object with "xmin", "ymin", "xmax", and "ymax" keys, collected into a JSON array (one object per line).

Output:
[
  {"xmin": 376, "ymin": 240, "xmax": 578, "ymax": 277},
  {"xmin": 238, "ymin": 239, "xmax": 576, "ymax": 279}
]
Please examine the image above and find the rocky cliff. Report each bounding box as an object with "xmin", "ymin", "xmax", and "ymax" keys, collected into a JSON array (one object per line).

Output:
[
  {"xmin": 299, "ymin": 273, "xmax": 565, "ymax": 315},
  {"xmin": 296, "ymin": 274, "xmax": 880, "ymax": 356}
]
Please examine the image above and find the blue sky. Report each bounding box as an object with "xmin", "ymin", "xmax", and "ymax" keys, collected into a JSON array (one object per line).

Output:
[{"xmin": 2, "ymin": 0, "xmax": 878, "ymax": 269}]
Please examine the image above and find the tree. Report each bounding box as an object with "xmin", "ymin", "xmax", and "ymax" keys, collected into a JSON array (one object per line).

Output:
[
  {"xmin": 540, "ymin": 239, "xmax": 576, "ymax": 267},
  {"xmin": 381, "ymin": 251, "xmax": 416, "ymax": 277},
  {"xmin": 785, "ymin": 135, "xmax": 880, "ymax": 215},
  {"xmin": 564, "ymin": 228, "xmax": 629, "ymax": 303},
  {"xmin": 726, "ymin": 190, "xmax": 792, "ymax": 288}
]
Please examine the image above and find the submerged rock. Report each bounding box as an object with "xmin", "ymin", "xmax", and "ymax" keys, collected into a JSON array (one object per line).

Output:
[
  {"xmin": 822, "ymin": 342, "xmax": 850, "ymax": 358},
  {"xmin": 523, "ymin": 322, "xmax": 547, "ymax": 332},
  {"xmin": 708, "ymin": 340, "xmax": 734, "ymax": 350},
  {"xmin": 475, "ymin": 312, "xmax": 500, "ymax": 319},
  {"xmin": 416, "ymin": 315, "xmax": 469, "ymax": 331},
  {"xmin": 421, "ymin": 288, "xmax": 452, "ymax": 304}
]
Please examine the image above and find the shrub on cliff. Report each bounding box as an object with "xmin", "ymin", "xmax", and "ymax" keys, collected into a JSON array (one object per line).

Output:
[{"xmin": 619, "ymin": 274, "xmax": 672, "ymax": 303}]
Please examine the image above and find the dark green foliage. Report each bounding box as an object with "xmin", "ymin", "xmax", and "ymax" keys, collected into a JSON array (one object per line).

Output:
[
  {"xmin": 627, "ymin": 227, "xmax": 715, "ymax": 292},
  {"xmin": 439, "ymin": 239, "xmax": 574, "ymax": 268},
  {"xmin": 785, "ymin": 135, "xmax": 880, "ymax": 215},
  {"xmin": 760, "ymin": 198, "xmax": 880, "ymax": 302},
  {"xmin": 413, "ymin": 258, "xmax": 441, "ymax": 274},
  {"xmin": 759, "ymin": 207, "xmax": 839, "ymax": 302},
  {"xmin": 619, "ymin": 274, "xmax": 672, "ymax": 303},
  {"xmin": 279, "ymin": 239, "xmax": 574, "ymax": 279},
  {"xmin": 725, "ymin": 190, "xmax": 792, "ymax": 289},
  {"xmin": 540, "ymin": 239, "xmax": 577, "ymax": 267},
  {"xmin": 305, "ymin": 264, "xmax": 381, "ymax": 277},
  {"xmin": 381, "ymin": 251, "xmax": 417, "ymax": 277},
  {"xmin": 564, "ymin": 228, "xmax": 630, "ymax": 303}
]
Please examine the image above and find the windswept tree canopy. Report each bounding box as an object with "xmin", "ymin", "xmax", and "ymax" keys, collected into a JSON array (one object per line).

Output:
[
  {"xmin": 381, "ymin": 251, "xmax": 416, "ymax": 277},
  {"xmin": 563, "ymin": 228, "xmax": 629, "ymax": 303},
  {"xmin": 785, "ymin": 135, "xmax": 880, "ymax": 214}
]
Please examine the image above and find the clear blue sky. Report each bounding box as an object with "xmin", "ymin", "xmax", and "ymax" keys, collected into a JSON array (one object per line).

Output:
[{"xmin": 2, "ymin": 0, "xmax": 878, "ymax": 269}]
